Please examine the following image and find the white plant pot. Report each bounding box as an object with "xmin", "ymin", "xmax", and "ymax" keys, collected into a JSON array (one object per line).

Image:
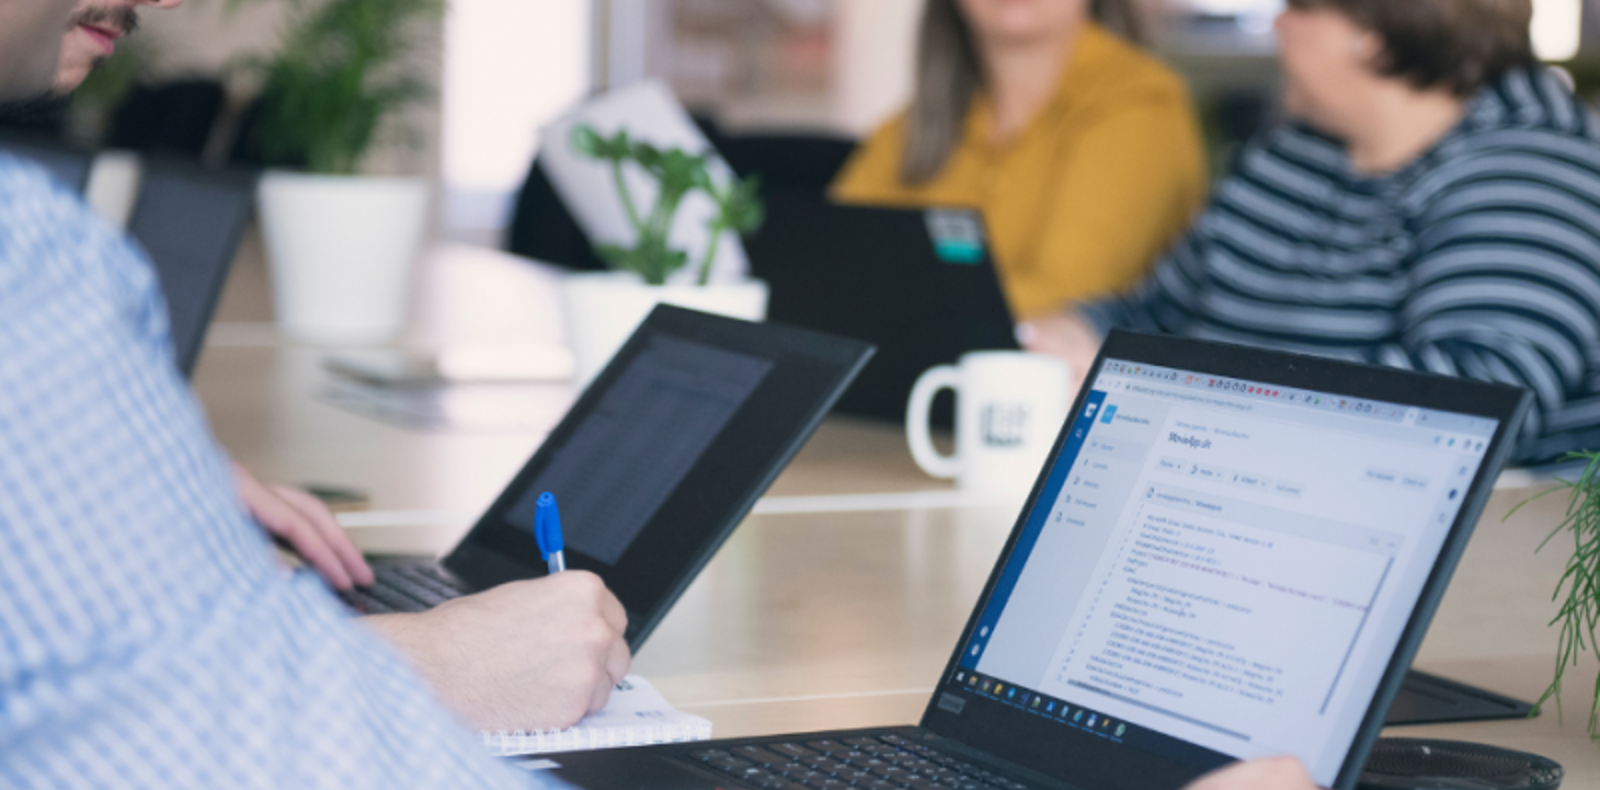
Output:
[
  {"xmin": 560, "ymin": 272, "xmax": 769, "ymax": 385},
  {"xmin": 258, "ymin": 171, "xmax": 431, "ymax": 344}
]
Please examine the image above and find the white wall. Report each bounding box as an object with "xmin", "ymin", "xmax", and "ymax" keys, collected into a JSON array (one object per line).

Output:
[
  {"xmin": 136, "ymin": 1, "xmax": 287, "ymax": 78},
  {"xmin": 441, "ymin": 0, "xmax": 593, "ymax": 241},
  {"xmin": 832, "ymin": 0, "xmax": 923, "ymax": 135},
  {"xmin": 1534, "ymin": 0, "xmax": 1583, "ymax": 61}
]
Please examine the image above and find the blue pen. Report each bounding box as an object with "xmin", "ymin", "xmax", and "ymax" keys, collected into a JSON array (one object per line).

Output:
[{"xmin": 534, "ymin": 492, "xmax": 566, "ymax": 574}]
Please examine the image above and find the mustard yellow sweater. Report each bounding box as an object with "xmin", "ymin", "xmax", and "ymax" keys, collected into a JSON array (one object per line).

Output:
[{"xmin": 831, "ymin": 25, "xmax": 1207, "ymax": 320}]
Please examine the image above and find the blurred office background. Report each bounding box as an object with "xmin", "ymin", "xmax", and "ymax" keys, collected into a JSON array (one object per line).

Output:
[{"xmin": 3, "ymin": 0, "xmax": 1595, "ymax": 320}]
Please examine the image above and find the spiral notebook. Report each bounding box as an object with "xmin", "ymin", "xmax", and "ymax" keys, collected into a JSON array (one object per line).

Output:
[{"xmin": 481, "ymin": 676, "xmax": 711, "ymax": 756}]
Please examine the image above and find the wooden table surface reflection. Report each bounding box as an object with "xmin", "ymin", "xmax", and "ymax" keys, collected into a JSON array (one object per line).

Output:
[{"xmin": 195, "ymin": 244, "xmax": 1598, "ymax": 783}]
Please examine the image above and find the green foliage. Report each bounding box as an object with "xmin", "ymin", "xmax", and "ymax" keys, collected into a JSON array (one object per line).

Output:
[
  {"xmin": 72, "ymin": 38, "xmax": 147, "ymax": 115},
  {"xmin": 571, "ymin": 124, "xmax": 764, "ymax": 286},
  {"xmin": 1510, "ymin": 450, "xmax": 1600, "ymax": 740},
  {"xmin": 65, "ymin": 37, "xmax": 150, "ymax": 146},
  {"xmin": 231, "ymin": 0, "xmax": 443, "ymax": 175}
]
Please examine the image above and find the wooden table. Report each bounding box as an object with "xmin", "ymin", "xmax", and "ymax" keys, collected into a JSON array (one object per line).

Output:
[{"xmin": 196, "ymin": 244, "xmax": 1598, "ymax": 784}]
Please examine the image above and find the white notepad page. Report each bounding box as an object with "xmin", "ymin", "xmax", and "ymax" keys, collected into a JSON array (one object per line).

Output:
[{"xmin": 481, "ymin": 676, "xmax": 712, "ymax": 756}]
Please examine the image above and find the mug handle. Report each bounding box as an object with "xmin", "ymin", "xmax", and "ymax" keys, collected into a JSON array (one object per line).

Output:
[{"xmin": 907, "ymin": 365, "xmax": 963, "ymax": 480}]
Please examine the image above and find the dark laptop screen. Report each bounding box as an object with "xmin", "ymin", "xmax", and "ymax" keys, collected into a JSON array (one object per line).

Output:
[
  {"xmin": 924, "ymin": 333, "xmax": 1527, "ymax": 790},
  {"xmin": 447, "ymin": 305, "xmax": 874, "ymax": 648},
  {"xmin": 502, "ymin": 336, "xmax": 775, "ymax": 564},
  {"xmin": 126, "ymin": 162, "xmax": 256, "ymax": 378}
]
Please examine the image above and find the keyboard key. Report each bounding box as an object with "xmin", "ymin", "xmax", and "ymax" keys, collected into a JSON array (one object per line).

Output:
[
  {"xmin": 365, "ymin": 584, "xmax": 430, "ymax": 612},
  {"xmin": 801, "ymin": 779, "xmax": 847, "ymax": 790},
  {"xmin": 735, "ymin": 746, "xmax": 792, "ymax": 766},
  {"xmin": 772, "ymin": 743, "xmax": 818, "ymax": 759},
  {"xmin": 690, "ymin": 750, "xmax": 732, "ymax": 762},
  {"xmin": 708, "ymin": 757, "xmax": 756, "ymax": 774},
  {"xmin": 809, "ymin": 758, "xmax": 849, "ymax": 775},
  {"xmin": 806, "ymin": 740, "xmax": 850, "ymax": 754}
]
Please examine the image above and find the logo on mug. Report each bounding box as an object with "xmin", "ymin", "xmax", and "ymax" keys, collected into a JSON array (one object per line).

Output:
[{"xmin": 981, "ymin": 403, "xmax": 1030, "ymax": 448}]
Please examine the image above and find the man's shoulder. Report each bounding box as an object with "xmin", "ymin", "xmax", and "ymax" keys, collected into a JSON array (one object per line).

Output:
[
  {"xmin": 0, "ymin": 153, "xmax": 90, "ymax": 228},
  {"xmin": 0, "ymin": 153, "xmax": 159, "ymax": 316}
]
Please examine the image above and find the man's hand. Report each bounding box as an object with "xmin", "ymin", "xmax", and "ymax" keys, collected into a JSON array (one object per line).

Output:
[
  {"xmin": 365, "ymin": 571, "xmax": 631, "ymax": 732},
  {"xmin": 1183, "ymin": 758, "xmax": 1320, "ymax": 790},
  {"xmin": 232, "ymin": 463, "xmax": 374, "ymax": 590},
  {"xmin": 1017, "ymin": 309, "xmax": 1102, "ymax": 392}
]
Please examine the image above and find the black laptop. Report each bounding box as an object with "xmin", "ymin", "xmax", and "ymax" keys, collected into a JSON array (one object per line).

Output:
[
  {"xmin": 534, "ymin": 330, "xmax": 1530, "ymax": 790},
  {"xmin": 342, "ymin": 305, "xmax": 874, "ymax": 649},
  {"xmin": 746, "ymin": 197, "xmax": 1015, "ymax": 423},
  {"xmin": 125, "ymin": 158, "xmax": 258, "ymax": 377}
]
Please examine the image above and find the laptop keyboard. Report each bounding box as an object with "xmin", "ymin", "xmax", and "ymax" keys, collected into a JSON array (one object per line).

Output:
[
  {"xmin": 339, "ymin": 563, "xmax": 469, "ymax": 614},
  {"xmin": 686, "ymin": 734, "xmax": 1039, "ymax": 790}
]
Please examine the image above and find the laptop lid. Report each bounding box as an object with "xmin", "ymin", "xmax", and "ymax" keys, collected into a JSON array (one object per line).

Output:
[
  {"xmin": 920, "ymin": 331, "xmax": 1530, "ymax": 790},
  {"xmin": 444, "ymin": 305, "xmax": 874, "ymax": 649},
  {"xmin": 126, "ymin": 158, "xmax": 258, "ymax": 378},
  {"xmin": 746, "ymin": 197, "xmax": 1015, "ymax": 423}
]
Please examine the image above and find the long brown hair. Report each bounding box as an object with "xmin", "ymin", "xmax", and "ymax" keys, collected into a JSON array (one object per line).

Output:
[{"xmin": 901, "ymin": 0, "xmax": 1145, "ymax": 185}]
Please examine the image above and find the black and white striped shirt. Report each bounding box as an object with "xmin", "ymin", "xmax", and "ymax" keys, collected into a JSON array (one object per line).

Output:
[{"xmin": 1085, "ymin": 68, "xmax": 1600, "ymax": 465}]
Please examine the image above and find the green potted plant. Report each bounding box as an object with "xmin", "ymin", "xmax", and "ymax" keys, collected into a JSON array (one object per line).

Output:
[
  {"xmin": 233, "ymin": 0, "xmax": 443, "ymax": 344},
  {"xmin": 551, "ymin": 88, "xmax": 770, "ymax": 384},
  {"xmin": 1513, "ymin": 452, "xmax": 1600, "ymax": 739}
]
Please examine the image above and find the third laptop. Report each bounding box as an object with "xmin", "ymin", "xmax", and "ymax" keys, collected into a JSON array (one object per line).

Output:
[{"xmin": 539, "ymin": 329, "xmax": 1530, "ymax": 790}]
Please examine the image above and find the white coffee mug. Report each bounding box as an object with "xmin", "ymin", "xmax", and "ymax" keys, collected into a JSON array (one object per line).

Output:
[{"xmin": 907, "ymin": 352, "xmax": 1072, "ymax": 495}]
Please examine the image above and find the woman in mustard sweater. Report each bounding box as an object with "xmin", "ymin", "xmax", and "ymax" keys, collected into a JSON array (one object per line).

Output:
[{"xmin": 832, "ymin": 0, "xmax": 1207, "ymax": 321}]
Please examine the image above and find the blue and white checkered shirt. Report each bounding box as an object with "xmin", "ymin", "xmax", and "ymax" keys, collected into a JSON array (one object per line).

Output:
[{"xmin": 0, "ymin": 156, "xmax": 552, "ymax": 788}]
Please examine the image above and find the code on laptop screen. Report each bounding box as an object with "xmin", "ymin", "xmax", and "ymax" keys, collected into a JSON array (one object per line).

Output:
[{"xmin": 954, "ymin": 360, "xmax": 1498, "ymax": 785}]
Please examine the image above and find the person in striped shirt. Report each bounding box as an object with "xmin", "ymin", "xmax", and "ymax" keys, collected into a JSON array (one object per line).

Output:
[{"xmin": 1024, "ymin": 0, "xmax": 1600, "ymax": 466}]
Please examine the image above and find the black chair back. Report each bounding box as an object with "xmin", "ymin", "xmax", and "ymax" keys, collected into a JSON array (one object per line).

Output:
[
  {"xmin": 505, "ymin": 128, "xmax": 858, "ymax": 271},
  {"xmin": 108, "ymin": 80, "xmax": 227, "ymax": 158}
]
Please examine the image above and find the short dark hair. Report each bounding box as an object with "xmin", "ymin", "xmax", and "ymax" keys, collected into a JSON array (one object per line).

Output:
[{"xmin": 1289, "ymin": 0, "xmax": 1536, "ymax": 96}]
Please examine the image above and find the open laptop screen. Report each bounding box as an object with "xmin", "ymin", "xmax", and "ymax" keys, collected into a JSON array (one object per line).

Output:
[
  {"xmin": 445, "ymin": 305, "xmax": 874, "ymax": 648},
  {"xmin": 927, "ymin": 338, "xmax": 1523, "ymax": 789}
]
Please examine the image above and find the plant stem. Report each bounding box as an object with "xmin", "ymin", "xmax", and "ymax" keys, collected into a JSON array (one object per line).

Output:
[
  {"xmin": 697, "ymin": 223, "xmax": 725, "ymax": 286},
  {"xmin": 610, "ymin": 159, "xmax": 643, "ymax": 233}
]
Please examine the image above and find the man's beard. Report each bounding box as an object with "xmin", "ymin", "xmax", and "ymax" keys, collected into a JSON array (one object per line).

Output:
[{"xmin": 0, "ymin": 5, "xmax": 142, "ymax": 132}]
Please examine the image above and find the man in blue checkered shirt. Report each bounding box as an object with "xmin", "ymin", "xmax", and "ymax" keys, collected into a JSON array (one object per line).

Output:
[
  {"xmin": 0, "ymin": 2, "xmax": 1321, "ymax": 789},
  {"xmin": 0, "ymin": 1, "xmax": 631, "ymax": 787}
]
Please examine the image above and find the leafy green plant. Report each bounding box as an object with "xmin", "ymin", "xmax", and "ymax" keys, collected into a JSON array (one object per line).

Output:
[
  {"xmin": 570, "ymin": 124, "xmax": 764, "ymax": 286},
  {"xmin": 1509, "ymin": 450, "xmax": 1600, "ymax": 739},
  {"xmin": 230, "ymin": 0, "xmax": 443, "ymax": 174},
  {"xmin": 67, "ymin": 37, "xmax": 149, "ymax": 145}
]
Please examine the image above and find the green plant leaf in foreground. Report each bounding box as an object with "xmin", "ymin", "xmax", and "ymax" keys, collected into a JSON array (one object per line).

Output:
[{"xmin": 1508, "ymin": 449, "xmax": 1600, "ymax": 741}]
